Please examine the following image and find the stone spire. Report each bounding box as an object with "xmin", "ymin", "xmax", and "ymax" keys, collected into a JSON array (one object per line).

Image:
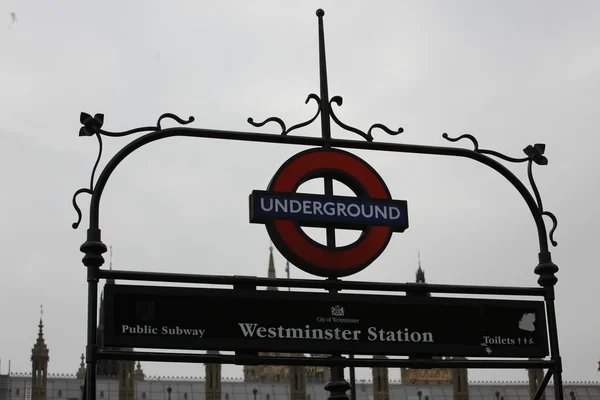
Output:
[
  {"xmin": 416, "ymin": 251, "xmax": 425, "ymax": 283},
  {"xmin": 31, "ymin": 305, "xmax": 49, "ymax": 400},
  {"xmin": 267, "ymin": 244, "xmax": 278, "ymax": 291},
  {"xmin": 134, "ymin": 361, "xmax": 145, "ymax": 381},
  {"xmin": 76, "ymin": 354, "xmax": 86, "ymax": 379},
  {"xmin": 410, "ymin": 252, "xmax": 430, "ymax": 299}
]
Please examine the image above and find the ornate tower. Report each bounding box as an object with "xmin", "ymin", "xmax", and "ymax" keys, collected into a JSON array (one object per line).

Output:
[
  {"xmin": 528, "ymin": 359, "xmax": 545, "ymax": 400},
  {"xmin": 31, "ymin": 306, "xmax": 49, "ymax": 400},
  {"xmin": 76, "ymin": 354, "xmax": 86, "ymax": 380},
  {"xmin": 372, "ymin": 356, "xmax": 389, "ymax": 400},
  {"xmin": 205, "ymin": 351, "xmax": 222, "ymax": 400},
  {"xmin": 134, "ymin": 362, "xmax": 145, "ymax": 381}
]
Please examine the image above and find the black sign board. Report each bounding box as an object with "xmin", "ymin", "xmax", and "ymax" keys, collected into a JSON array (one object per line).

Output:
[{"xmin": 103, "ymin": 284, "xmax": 549, "ymax": 358}]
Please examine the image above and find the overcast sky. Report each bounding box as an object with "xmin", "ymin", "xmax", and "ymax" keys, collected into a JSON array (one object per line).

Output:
[{"xmin": 1, "ymin": 0, "xmax": 599, "ymax": 386}]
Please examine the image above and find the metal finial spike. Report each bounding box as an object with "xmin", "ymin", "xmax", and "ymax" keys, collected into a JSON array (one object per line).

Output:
[
  {"xmin": 316, "ymin": 7, "xmax": 331, "ymax": 142},
  {"xmin": 39, "ymin": 304, "xmax": 44, "ymax": 331}
]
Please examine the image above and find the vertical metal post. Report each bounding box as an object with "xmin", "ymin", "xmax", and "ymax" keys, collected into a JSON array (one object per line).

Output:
[
  {"xmin": 316, "ymin": 12, "xmax": 350, "ymax": 398},
  {"xmin": 316, "ymin": 8, "xmax": 337, "ymax": 249},
  {"xmin": 81, "ymin": 229, "xmax": 107, "ymax": 400},
  {"xmin": 535, "ymin": 254, "xmax": 562, "ymax": 400},
  {"xmin": 85, "ymin": 273, "xmax": 99, "ymax": 400},
  {"xmin": 316, "ymin": 8, "xmax": 331, "ymax": 143},
  {"xmin": 544, "ymin": 287, "xmax": 563, "ymax": 400},
  {"xmin": 325, "ymin": 277, "xmax": 351, "ymax": 400},
  {"xmin": 325, "ymin": 363, "xmax": 351, "ymax": 400}
]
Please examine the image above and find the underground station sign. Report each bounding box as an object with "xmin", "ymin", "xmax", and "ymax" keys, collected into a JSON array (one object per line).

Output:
[
  {"xmin": 249, "ymin": 148, "xmax": 409, "ymax": 277},
  {"xmin": 103, "ymin": 284, "xmax": 549, "ymax": 358}
]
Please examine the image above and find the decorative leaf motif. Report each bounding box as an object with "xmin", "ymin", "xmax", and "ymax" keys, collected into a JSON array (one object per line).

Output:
[
  {"xmin": 78, "ymin": 112, "xmax": 104, "ymax": 136},
  {"xmin": 524, "ymin": 143, "xmax": 548, "ymax": 165},
  {"xmin": 80, "ymin": 112, "xmax": 92, "ymax": 125}
]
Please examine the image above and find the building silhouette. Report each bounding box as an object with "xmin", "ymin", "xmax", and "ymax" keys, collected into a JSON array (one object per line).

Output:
[{"xmin": 31, "ymin": 308, "xmax": 49, "ymax": 400}]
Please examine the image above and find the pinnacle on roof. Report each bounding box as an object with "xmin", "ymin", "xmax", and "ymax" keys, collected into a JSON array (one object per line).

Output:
[
  {"xmin": 31, "ymin": 305, "xmax": 49, "ymax": 360},
  {"xmin": 76, "ymin": 354, "xmax": 86, "ymax": 379},
  {"xmin": 134, "ymin": 361, "xmax": 145, "ymax": 381},
  {"xmin": 268, "ymin": 243, "xmax": 277, "ymax": 278},
  {"xmin": 267, "ymin": 244, "xmax": 278, "ymax": 291},
  {"xmin": 416, "ymin": 251, "xmax": 426, "ymax": 283}
]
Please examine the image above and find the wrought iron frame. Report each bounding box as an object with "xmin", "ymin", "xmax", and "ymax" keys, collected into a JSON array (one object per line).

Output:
[{"xmin": 73, "ymin": 9, "xmax": 562, "ymax": 400}]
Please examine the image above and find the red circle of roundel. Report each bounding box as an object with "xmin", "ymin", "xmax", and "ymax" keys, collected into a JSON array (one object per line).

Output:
[{"xmin": 266, "ymin": 148, "xmax": 393, "ymax": 278}]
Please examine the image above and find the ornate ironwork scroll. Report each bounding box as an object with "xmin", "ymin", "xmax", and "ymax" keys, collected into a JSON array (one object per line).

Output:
[
  {"xmin": 442, "ymin": 133, "xmax": 558, "ymax": 246},
  {"xmin": 71, "ymin": 112, "xmax": 195, "ymax": 229}
]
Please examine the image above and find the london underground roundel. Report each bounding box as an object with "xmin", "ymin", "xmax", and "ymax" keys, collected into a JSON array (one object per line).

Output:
[{"xmin": 249, "ymin": 148, "xmax": 409, "ymax": 278}]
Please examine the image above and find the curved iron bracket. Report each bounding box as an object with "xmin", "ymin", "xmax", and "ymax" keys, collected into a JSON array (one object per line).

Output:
[
  {"xmin": 442, "ymin": 134, "xmax": 558, "ymax": 247},
  {"xmin": 71, "ymin": 112, "xmax": 195, "ymax": 230}
]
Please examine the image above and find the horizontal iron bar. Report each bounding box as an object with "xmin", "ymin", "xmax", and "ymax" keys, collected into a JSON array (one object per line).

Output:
[
  {"xmin": 98, "ymin": 350, "xmax": 555, "ymax": 369},
  {"xmin": 98, "ymin": 269, "xmax": 547, "ymax": 296}
]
